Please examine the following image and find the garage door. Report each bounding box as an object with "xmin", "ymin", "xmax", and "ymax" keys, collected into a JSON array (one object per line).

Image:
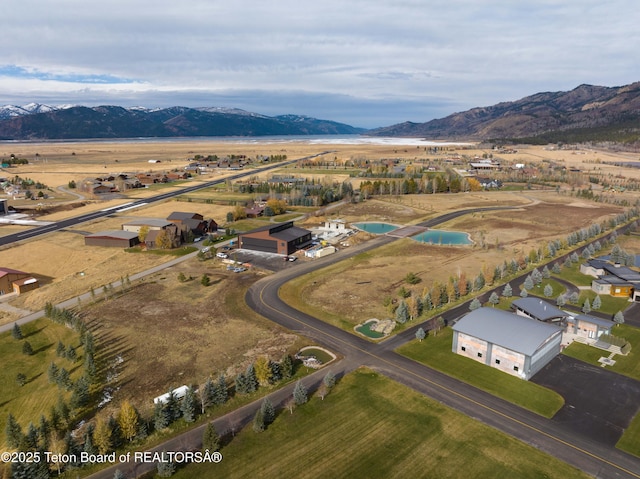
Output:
[{"xmin": 241, "ymin": 237, "xmax": 277, "ymax": 253}]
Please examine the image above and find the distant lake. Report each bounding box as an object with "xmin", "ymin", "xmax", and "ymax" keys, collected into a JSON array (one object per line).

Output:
[{"xmin": 0, "ymin": 135, "xmax": 471, "ymax": 147}]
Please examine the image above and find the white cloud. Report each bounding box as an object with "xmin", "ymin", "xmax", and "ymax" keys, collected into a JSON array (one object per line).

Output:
[{"xmin": 1, "ymin": 0, "xmax": 639, "ymax": 128}]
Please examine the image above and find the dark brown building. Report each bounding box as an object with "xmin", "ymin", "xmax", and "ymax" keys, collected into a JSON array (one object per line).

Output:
[
  {"xmin": 84, "ymin": 230, "xmax": 141, "ymax": 248},
  {"xmin": 238, "ymin": 221, "xmax": 312, "ymax": 255}
]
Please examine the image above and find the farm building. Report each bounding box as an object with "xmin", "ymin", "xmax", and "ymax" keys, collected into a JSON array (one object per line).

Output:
[
  {"xmin": 0, "ymin": 267, "xmax": 39, "ymax": 295},
  {"xmin": 511, "ymin": 297, "xmax": 569, "ymax": 323},
  {"xmin": 238, "ymin": 221, "xmax": 312, "ymax": 255},
  {"xmin": 122, "ymin": 218, "xmax": 175, "ymax": 233},
  {"xmin": 452, "ymin": 307, "xmax": 563, "ymax": 380},
  {"xmin": 84, "ymin": 230, "xmax": 140, "ymax": 248}
]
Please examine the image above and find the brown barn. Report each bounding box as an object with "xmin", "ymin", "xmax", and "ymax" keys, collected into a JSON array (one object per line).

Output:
[
  {"xmin": 238, "ymin": 221, "xmax": 312, "ymax": 255},
  {"xmin": 84, "ymin": 231, "xmax": 141, "ymax": 248},
  {"xmin": 0, "ymin": 267, "xmax": 39, "ymax": 295}
]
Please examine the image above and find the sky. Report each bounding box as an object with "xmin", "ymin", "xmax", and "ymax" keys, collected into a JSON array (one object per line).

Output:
[{"xmin": 2, "ymin": 0, "xmax": 639, "ymax": 129}]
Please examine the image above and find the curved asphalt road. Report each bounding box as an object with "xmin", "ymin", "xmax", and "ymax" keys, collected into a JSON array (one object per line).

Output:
[{"xmin": 245, "ymin": 207, "xmax": 640, "ymax": 479}]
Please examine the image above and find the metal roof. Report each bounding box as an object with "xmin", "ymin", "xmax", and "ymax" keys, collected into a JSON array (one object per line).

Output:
[
  {"xmin": 122, "ymin": 218, "xmax": 173, "ymax": 228},
  {"xmin": 573, "ymin": 314, "xmax": 614, "ymax": 329},
  {"xmin": 511, "ymin": 297, "xmax": 568, "ymax": 321},
  {"xmin": 86, "ymin": 230, "xmax": 139, "ymax": 240},
  {"xmin": 453, "ymin": 308, "xmax": 562, "ymax": 356}
]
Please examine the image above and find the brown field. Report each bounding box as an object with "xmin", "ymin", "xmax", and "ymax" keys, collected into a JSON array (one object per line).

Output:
[
  {"xmin": 82, "ymin": 261, "xmax": 303, "ymax": 419},
  {"xmin": 287, "ymin": 192, "xmax": 625, "ymax": 327}
]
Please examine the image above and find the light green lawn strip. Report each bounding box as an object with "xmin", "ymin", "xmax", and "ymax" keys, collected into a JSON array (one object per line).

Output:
[
  {"xmin": 398, "ymin": 328, "xmax": 564, "ymax": 418},
  {"xmin": 172, "ymin": 369, "xmax": 587, "ymax": 479}
]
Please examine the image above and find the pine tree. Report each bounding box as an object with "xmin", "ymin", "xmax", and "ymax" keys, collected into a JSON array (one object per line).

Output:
[
  {"xmin": 156, "ymin": 453, "xmax": 176, "ymax": 477},
  {"xmin": 582, "ymin": 298, "xmax": 591, "ymax": 314},
  {"xmin": 56, "ymin": 341, "xmax": 66, "ymax": 357},
  {"xmin": 280, "ymin": 354, "xmax": 294, "ymax": 379},
  {"xmin": 592, "ymin": 295, "xmax": 602, "ymax": 310},
  {"xmin": 212, "ymin": 374, "xmax": 228, "ymax": 405},
  {"xmin": 488, "ymin": 292, "xmax": 499, "ymax": 306},
  {"xmin": 22, "ymin": 422, "xmax": 39, "ymax": 451},
  {"xmin": 202, "ymin": 422, "xmax": 220, "ymax": 452},
  {"xmin": 260, "ymin": 398, "xmax": 275, "ymax": 426},
  {"xmin": 113, "ymin": 470, "xmax": 126, "ymax": 479},
  {"xmin": 415, "ymin": 327, "xmax": 426, "ymax": 342},
  {"xmin": 11, "ymin": 322, "xmax": 23, "ymax": 340},
  {"xmin": 154, "ymin": 402, "xmax": 170, "ymax": 431},
  {"xmin": 245, "ymin": 364, "xmax": 258, "ymax": 393},
  {"xmin": 544, "ymin": 284, "xmax": 553, "ymax": 298},
  {"xmin": 323, "ymin": 371, "xmax": 336, "ymax": 389},
  {"xmin": 181, "ymin": 387, "xmax": 197, "ymax": 423},
  {"xmin": 395, "ymin": 300, "xmax": 409, "ymax": 324},
  {"xmin": 21, "ymin": 341, "xmax": 33, "ymax": 356},
  {"xmin": 293, "ymin": 380, "xmax": 308, "ymax": 405},
  {"xmin": 502, "ymin": 283, "xmax": 512, "ymax": 297},
  {"xmin": 5, "ymin": 413, "xmax": 23, "ymax": 449},
  {"xmin": 469, "ymin": 298, "xmax": 481, "ymax": 311},
  {"xmin": 614, "ymin": 311, "xmax": 625, "ymax": 325},
  {"xmin": 83, "ymin": 424, "xmax": 97, "ymax": 456},
  {"xmin": 70, "ymin": 376, "xmax": 90, "ymax": 409}
]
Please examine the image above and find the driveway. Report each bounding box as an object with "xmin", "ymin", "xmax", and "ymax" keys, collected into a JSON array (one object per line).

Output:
[{"xmin": 531, "ymin": 355, "xmax": 640, "ymax": 445}]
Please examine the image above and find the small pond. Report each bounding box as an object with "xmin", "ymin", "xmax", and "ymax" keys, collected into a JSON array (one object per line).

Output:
[
  {"xmin": 355, "ymin": 320, "xmax": 385, "ymax": 339},
  {"xmin": 352, "ymin": 222, "xmax": 399, "ymax": 234},
  {"xmin": 412, "ymin": 230, "xmax": 472, "ymax": 245}
]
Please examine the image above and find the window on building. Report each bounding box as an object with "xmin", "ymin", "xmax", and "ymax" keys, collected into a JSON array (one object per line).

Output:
[
  {"xmin": 513, "ymin": 366, "xmax": 519, "ymax": 372},
  {"xmin": 461, "ymin": 346, "xmax": 466, "ymax": 351},
  {"xmin": 495, "ymin": 359, "xmax": 500, "ymax": 365},
  {"xmin": 477, "ymin": 352, "xmax": 482, "ymax": 358}
]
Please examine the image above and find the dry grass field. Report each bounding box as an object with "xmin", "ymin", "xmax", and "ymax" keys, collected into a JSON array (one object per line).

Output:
[
  {"xmin": 286, "ymin": 192, "xmax": 625, "ymax": 328},
  {"xmin": 81, "ymin": 260, "xmax": 303, "ymax": 420}
]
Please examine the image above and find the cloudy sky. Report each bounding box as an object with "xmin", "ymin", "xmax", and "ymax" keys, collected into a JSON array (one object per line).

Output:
[{"xmin": 2, "ymin": 0, "xmax": 639, "ymax": 128}]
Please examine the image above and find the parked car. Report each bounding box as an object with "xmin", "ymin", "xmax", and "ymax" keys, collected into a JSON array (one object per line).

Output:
[
  {"xmin": 216, "ymin": 252, "xmax": 229, "ymax": 259},
  {"xmin": 288, "ymin": 256, "xmax": 297, "ymax": 261}
]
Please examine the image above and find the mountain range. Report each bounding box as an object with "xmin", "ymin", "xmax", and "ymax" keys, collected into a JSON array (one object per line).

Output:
[
  {"xmin": 2, "ymin": 81, "xmax": 640, "ymax": 143},
  {"xmin": 0, "ymin": 105, "xmax": 365, "ymax": 140},
  {"xmin": 369, "ymin": 82, "xmax": 640, "ymax": 144}
]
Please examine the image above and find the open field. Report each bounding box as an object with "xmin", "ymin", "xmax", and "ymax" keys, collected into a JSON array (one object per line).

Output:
[
  {"xmin": 80, "ymin": 258, "xmax": 304, "ymax": 421},
  {"xmin": 173, "ymin": 369, "xmax": 587, "ymax": 479},
  {"xmin": 0, "ymin": 318, "xmax": 83, "ymax": 450},
  {"xmin": 282, "ymin": 193, "xmax": 624, "ymax": 330}
]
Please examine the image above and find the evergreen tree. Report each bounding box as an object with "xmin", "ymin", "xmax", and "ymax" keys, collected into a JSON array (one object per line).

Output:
[
  {"xmin": 200, "ymin": 378, "xmax": 214, "ymax": 413},
  {"xmin": 38, "ymin": 415, "xmax": 50, "ymax": 451},
  {"xmin": 395, "ymin": 300, "xmax": 409, "ymax": 324},
  {"xmin": 270, "ymin": 360, "xmax": 282, "ymax": 383},
  {"xmin": 544, "ymin": 284, "xmax": 553, "ymax": 298},
  {"xmin": 212, "ymin": 374, "xmax": 228, "ymax": 405},
  {"xmin": 415, "ymin": 327, "xmax": 426, "ymax": 342},
  {"xmin": 22, "ymin": 423, "xmax": 39, "ymax": 451},
  {"xmin": 202, "ymin": 422, "xmax": 220, "ymax": 452},
  {"xmin": 280, "ymin": 354, "xmax": 294, "ymax": 379},
  {"xmin": 153, "ymin": 402, "xmax": 170, "ymax": 431},
  {"xmin": 552, "ymin": 262, "xmax": 562, "ymax": 274},
  {"xmin": 5, "ymin": 413, "xmax": 23, "ymax": 449},
  {"xmin": 156, "ymin": 453, "xmax": 176, "ymax": 477},
  {"xmin": 11, "ymin": 322, "xmax": 23, "ymax": 340},
  {"xmin": 164, "ymin": 391, "xmax": 180, "ymax": 423},
  {"xmin": 523, "ymin": 275, "xmax": 534, "ymax": 291},
  {"xmin": 56, "ymin": 341, "xmax": 66, "ymax": 357},
  {"xmin": 252, "ymin": 409, "xmax": 265, "ymax": 433},
  {"xmin": 582, "ymin": 298, "xmax": 591, "ymax": 314},
  {"xmin": 614, "ymin": 311, "xmax": 625, "ymax": 325},
  {"xmin": 323, "ymin": 371, "xmax": 336, "ymax": 389},
  {"xmin": 293, "ymin": 380, "xmax": 308, "ymax": 405},
  {"xmin": 556, "ymin": 294, "xmax": 566, "ymax": 307},
  {"xmin": 56, "ymin": 395, "xmax": 70, "ymax": 425},
  {"xmin": 181, "ymin": 386, "xmax": 197, "ymax": 423},
  {"xmin": 592, "ymin": 295, "xmax": 602, "ymax": 310},
  {"xmin": 200, "ymin": 274, "xmax": 210, "ymax": 287},
  {"xmin": 83, "ymin": 425, "xmax": 97, "ymax": 456},
  {"xmin": 260, "ymin": 398, "xmax": 275, "ymax": 426},
  {"xmin": 70, "ymin": 376, "xmax": 90, "ymax": 409},
  {"xmin": 502, "ymin": 283, "xmax": 512, "ymax": 298},
  {"xmin": 520, "ymin": 288, "xmax": 528, "ymax": 298},
  {"xmin": 234, "ymin": 372, "xmax": 247, "ymax": 395},
  {"xmin": 488, "ymin": 292, "xmax": 499, "ymax": 306},
  {"xmin": 22, "ymin": 341, "xmax": 33, "ymax": 356},
  {"xmin": 245, "ymin": 364, "xmax": 259, "ymax": 393},
  {"xmin": 542, "ymin": 265, "xmax": 551, "ymax": 279},
  {"xmin": 113, "ymin": 470, "xmax": 126, "ymax": 479},
  {"xmin": 66, "ymin": 345, "xmax": 77, "ymax": 362},
  {"xmin": 469, "ymin": 298, "xmax": 481, "ymax": 311},
  {"xmin": 10, "ymin": 456, "xmax": 50, "ymax": 479}
]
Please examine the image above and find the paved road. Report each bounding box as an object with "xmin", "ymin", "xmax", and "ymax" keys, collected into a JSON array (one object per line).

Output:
[
  {"xmin": 0, "ymin": 153, "xmax": 332, "ymax": 246},
  {"xmin": 244, "ymin": 212, "xmax": 640, "ymax": 478}
]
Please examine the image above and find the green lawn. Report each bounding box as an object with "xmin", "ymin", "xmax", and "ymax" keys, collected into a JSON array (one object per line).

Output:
[
  {"xmin": 172, "ymin": 369, "xmax": 587, "ymax": 479},
  {"xmin": 397, "ymin": 328, "xmax": 564, "ymax": 418},
  {"xmin": 0, "ymin": 319, "xmax": 83, "ymax": 449}
]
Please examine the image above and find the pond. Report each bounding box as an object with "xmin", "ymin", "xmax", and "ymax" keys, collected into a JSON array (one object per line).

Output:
[
  {"xmin": 352, "ymin": 222, "xmax": 399, "ymax": 234},
  {"xmin": 355, "ymin": 320, "xmax": 386, "ymax": 339},
  {"xmin": 412, "ymin": 230, "xmax": 472, "ymax": 245}
]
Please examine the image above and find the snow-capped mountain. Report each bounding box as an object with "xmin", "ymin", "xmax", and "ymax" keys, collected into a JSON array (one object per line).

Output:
[{"xmin": 0, "ymin": 103, "xmax": 62, "ymax": 120}]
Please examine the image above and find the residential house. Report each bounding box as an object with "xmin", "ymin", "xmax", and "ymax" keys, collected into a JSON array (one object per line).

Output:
[{"xmin": 0, "ymin": 267, "xmax": 39, "ymax": 295}]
